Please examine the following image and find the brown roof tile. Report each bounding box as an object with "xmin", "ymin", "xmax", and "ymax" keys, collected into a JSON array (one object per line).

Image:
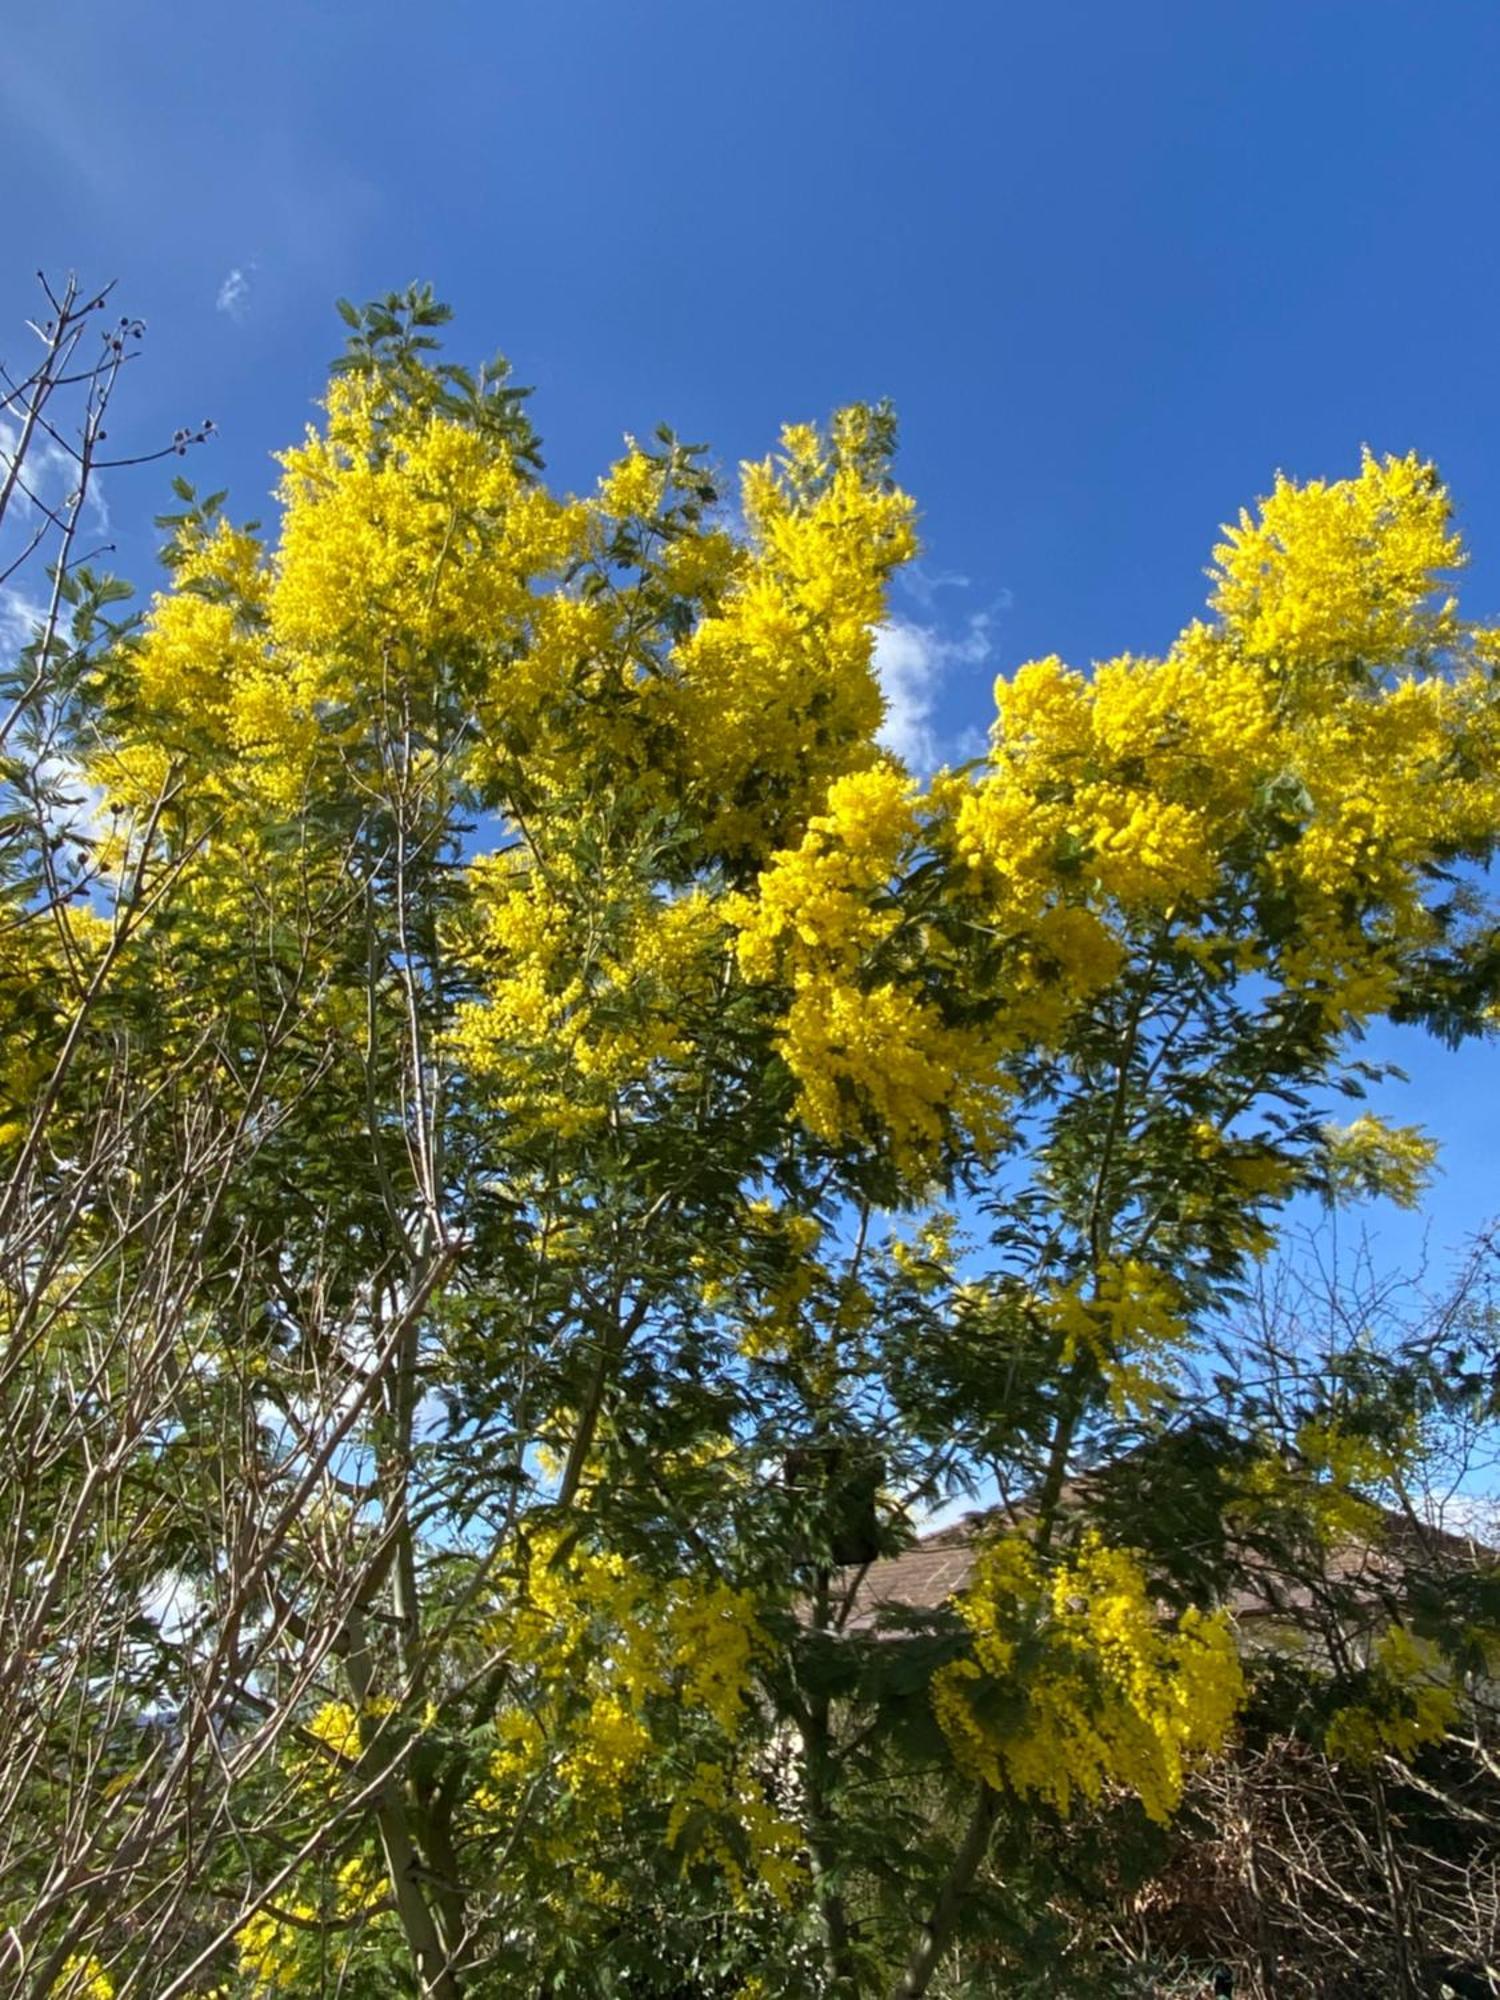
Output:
[{"xmin": 836, "ymin": 1501, "xmax": 1487, "ymax": 1636}]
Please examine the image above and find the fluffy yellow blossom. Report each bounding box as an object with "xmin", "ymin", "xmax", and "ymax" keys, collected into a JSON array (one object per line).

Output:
[
  {"xmin": 776, "ymin": 974, "xmax": 1008, "ymax": 1172},
  {"xmin": 730, "ymin": 766, "xmax": 917, "ymax": 982},
  {"xmin": 479, "ymin": 1530, "xmax": 768, "ymax": 1830},
  {"xmin": 1326, "ymin": 1625, "xmax": 1459, "ymax": 1764},
  {"xmin": 729, "ymin": 767, "xmax": 1013, "ymax": 1173},
  {"xmin": 53, "ymin": 1959, "xmax": 114, "ymax": 2000},
  {"xmin": 1209, "ymin": 449, "xmax": 1461, "ymax": 677},
  {"xmin": 1322, "ymin": 1114, "xmax": 1438, "ymax": 1209},
  {"xmin": 1296, "ymin": 1412, "xmax": 1417, "ymax": 1496},
  {"xmin": 1038, "ymin": 1261, "xmax": 1191, "ymax": 1415},
  {"xmin": 302, "ymin": 1699, "xmax": 363, "ymax": 1763},
  {"xmin": 452, "ymin": 848, "xmax": 725, "ymax": 1138},
  {"xmin": 96, "ymin": 371, "xmax": 591, "ymax": 822},
  {"xmin": 644, "ymin": 415, "xmax": 917, "ymax": 857},
  {"xmin": 468, "ymin": 1532, "xmax": 803, "ymax": 1929},
  {"xmin": 236, "ymin": 1853, "xmax": 388, "ymax": 1994},
  {"xmin": 666, "ymin": 1759, "xmax": 807, "ymax": 1909},
  {"xmin": 941, "ymin": 451, "xmax": 1500, "ymax": 1060},
  {"xmin": 597, "ymin": 445, "xmax": 664, "ymax": 520},
  {"xmin": 273, "ymin": 375, "xmax": 585, "ymax": 662},
  {"xmin": 933, "ymin": 1533, "xmax": 1243, "ymax": 1824},
  {"xmin": 237, "ymin": 1906, "xmax": 308, "ymax": 1995}
]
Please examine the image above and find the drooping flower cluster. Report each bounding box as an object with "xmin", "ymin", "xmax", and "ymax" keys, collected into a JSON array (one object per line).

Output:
[
  {"xmin": 476, "ymin": 1530, "xmax": 802, "ymax": 1903},
  {"xmin": 1325, "ymin": 1624, "xmax": 1460, "ymax": 1764},
  {"xmin": 933, "ymin": 1533, "xmax": 1244, "ymax": 1825}
]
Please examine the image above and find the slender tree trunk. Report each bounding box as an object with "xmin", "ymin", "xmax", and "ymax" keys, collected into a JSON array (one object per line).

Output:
[
  {"xmin": 345, "ymin": 1609, "xmax": 463, "ymax": 2000},
  {"xmin": 371, "ymin": 1791, "xmax": 464, "ymax": 2000},
  {"xmin": 802, "ymin": 1669, "xmax": 860, "ymax": 1991},
  {"xmin": 889, "ymin": 1786, "xmax": 997, "ymax": 2000}
]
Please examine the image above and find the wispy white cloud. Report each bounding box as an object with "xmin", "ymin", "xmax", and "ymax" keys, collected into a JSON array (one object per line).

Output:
[
  {"xmin": 898, "ymin": 563, "xmax": 973, "ymax": 613},
  {"xmin": 0, "ymin": 590, "xmax": 109, "ymax": 844},
  {"xmin": 873, "ymin": 609, "xmax": 996, "ymax": 774},
  {"xmin": 1, "ymin": 417, "xmax": 80, "ymax": 517},
  {"xmin": 216, "ymin": 266, "xmax": 253, "ymax": 319},
  {"xmin": 0, "ymin": 584, "xmax": 47, "ymax": 657},
  {"xmin": 82, "ymin": 466, "xmax": 110, "ymax": 537},
  {"xmin": 873, "ymin": 621, "xmax": 945, "ymax": 771},
  {"xmin": 1, "ymin": 416, "xmax": 109, "ymax": 544}
]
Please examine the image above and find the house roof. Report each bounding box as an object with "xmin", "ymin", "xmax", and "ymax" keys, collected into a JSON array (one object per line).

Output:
[
  {"xmin": 830, "ymin": 1496, "xmax": 1486, "ymax": 1637},
  {"xmin": 831, "ymin": 1519, "xmax": 980, "ymax": 1630}
]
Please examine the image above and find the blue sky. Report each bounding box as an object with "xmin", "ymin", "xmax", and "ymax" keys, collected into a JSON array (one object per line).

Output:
[{"xmin": 5, "ymin": 0, "xmax": 1498, "ymax": 1270}]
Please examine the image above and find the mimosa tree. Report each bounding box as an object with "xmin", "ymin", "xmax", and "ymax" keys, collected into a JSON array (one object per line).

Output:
[{"xmin": 2, "ymin": 280, "xmax": 1497, "ymax": 1999}]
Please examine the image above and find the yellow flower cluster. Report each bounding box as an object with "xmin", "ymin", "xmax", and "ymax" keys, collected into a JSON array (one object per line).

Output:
[
  {"xmin": 102, "ymin": 379, "xmax": 588, "ymax": 823},
  {"xmin": 943, "ymin": 451, "xmax": 1500, "ymax": 1038},
  {"xmin": 729, "ymin": 767, "xmax": 1011, "ymax": 1174},
  {"xmin": 1208, "ymin": 449, "xmax": 1461, "ymax": 677},
  {"xmin": 1322, "ymin": 1114, "xmax": 1438, "ymax": 1209},
  {"xmin": 1039, "ymin": 1260, "xmax": 1191, "ymax": 1416},
  {"xmin": 933, "ymin": 1533, "xmax": 1243, "ymax": 1825},
  {"xmin": 0, "ymin": 904, "xmax": 118, "ymax": 1157},
  {"xmin": 1296, "ymin": 1413, "xmax": 1416, "ymax": 1496},
  {"xmin": 301, "ymin": 1698, "xmax": 364, "ymax": 1763},
  {"xmin": 274, "ymin": 375, "xmax": 586, "ymax": 667},
  {"xmin": 953, "ymin": 646, "xmax": 1259, "ymax": 919},
  {"xmin": 665, "ymin": 1758, "xmax": 807, "ymax": 1910},
  {"xmin": 237, "ymin": 1855, "xmax": 387, "ymax": 1994},
  {"xmin": 596, "ymin": 445, "xmax": 666, "ymax": 522},
  {"xmin": 732, "ymin": 765, "xmax": 916, "ymax": 981},
  {"xmin": 886, "ymin": 1212, "xmax": 959, "ymax": 1292},
  {"xmin": 53, "ymin": 1958, "xmax": 114, "ymax": 2000},
  {"xmin": 1236, "ymin": 1431, "xmax": 1387, "ymax": 1550},
  {"xmin": 725, "ymin": 1200, "xmax": 825, "ymax": 1361},
  {"xmin": 645, "ymin": 413, "xmax": 917, "ymax": 858},
  {"xmin": 451, "ymin": 849, "xmax": 722, "ymax": 1138},
  {"xmin": 470, "ymin": 1531, "xmax": 809, "ymax": 1920},
  {"xmin": 128, "ymin": 519, "xmax": 272, "ymax": 746},
  {"xmin": 481, "ymin": 1530, "xmax": 767, "ymax": 1828},
  {"xmin": 1325, "ymin": 1624, "xmax": 1459, "ymax": 1765}
]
